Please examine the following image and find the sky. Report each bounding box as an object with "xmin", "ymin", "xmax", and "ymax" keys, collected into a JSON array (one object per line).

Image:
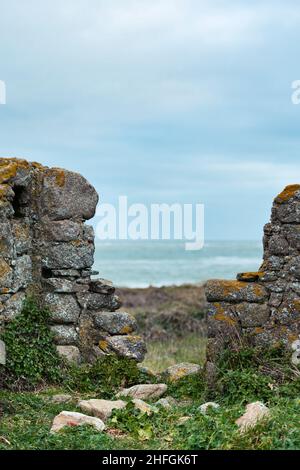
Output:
[{"xmin": 1, "ymin": 0, "xmax": 300, "ymax": 240}]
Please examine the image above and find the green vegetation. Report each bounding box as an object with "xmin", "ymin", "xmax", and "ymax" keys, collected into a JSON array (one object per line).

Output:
[
  {"xmin": 0, "ymin": 297, "xmax": 62, "ymax": 389},
  {"xmin": 0, "ymin": 297, "xmax": 299, "ymax": 450},
  {"xmin": 64, "ymin": 355, "xmax": 151, "ymax": 398}
]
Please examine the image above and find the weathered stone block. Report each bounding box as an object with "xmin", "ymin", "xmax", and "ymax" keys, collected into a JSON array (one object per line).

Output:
[
  {"xmin": 50, "ymin": 325, "xmax": 78, "ymax": 345},
  {"xmin": 236, "ymin": 303, "xmax": 270, "ymax": 328},
  {"xmin": 40, "ymin": 220, "xmax": 82, "ymax": 242},
  {"xmin": 42, "ymin": 242, "xmax": 94, "ymax": 269},
  {"xmin": 99, "ymin": 335, "xmax": 147, "ymax": 362},
  {"xmin": 56, "ymin": 345, "xmax": 81, "ymax": 364},
  {"xmin": 93, "ymin": 311, "xmax": 137, "ymax": 335},
  {"xmin": 40, "ymin": 168, "xmax": 99, "ymax": 221},
  {"xmin": 77, "ymin": 292, "xmax": 121, "ymax": 311},
  {"xmin": 45, "ymin": 293, "xmax": 80, "ymax": 323},
  {"xmin": 205, "ymin": 280, "xmax": 267, "ymax": 303},
  {"xmin": 89, "ymin": 279, "xmax": 115, "ymax": 294},
  {"xmin": 267, "ymin": 235, "xmax": 289, "ymax": 256},
  {"xmin": 13, "ymin": 255, "xmax": 32, "ymax": 291},
  {"xmin": 43, "ymin": 278, "xmax": 89, "ymax": 293},
  {"xmin": 0, "ymin": 222, "xmax": 15, "ymax": 259},
  {"xmin": 2, "ymin": 291, "xmax": 26, "ymax": 319}
]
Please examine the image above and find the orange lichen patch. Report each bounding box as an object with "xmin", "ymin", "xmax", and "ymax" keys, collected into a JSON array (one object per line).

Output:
[
  {"xmin": 0, "ymin": 184, "xmax": 12, "ymax": 200},
  {"xmin": 31, "ymin": 161, "xmax": 45, "ymax": 170},
  {"xmin": 54, "ymin": 169, "xmax": 66, "ymax": 187},
  {"xmin": 275, "ymin": 184, "xmax": 300, "ymax": 204},
  {"xmin": 0, "ymin": 162, "xmax": 18, "ymax": 184},
  {"xmin": 213, "ymin": 304, "xmax": 236, "ymax": 326},
  {"xmin": 212, "ymin": 280, "xmax": 265, "ymax": 296},
  {"xmin": 44, "ymin": 167, "xmax": 66, "ymax": 187},
  {"xmin": 0, "ymin": 288, "xmax": 9, "ymax": 294},
  {"xmin": 0, "ymin": 158, "xmax": 32, "ymax": 185},
  {"xmin": 71, "ymin": 240, "xmax": 82, "ymax": 247},
  {"xmin": 254, "ymin": 327, "xmax": 264, "ymax": 334},
  {"xmin": 238, "ymin": 272, "xmax": 264, "ymax": 281},
  {"xmin": 120, "ymin": 325, "xmax": 133, "ymax": 334},
  {"xmin": 288, "ymin": 333, "xmax": 299, "ymax": 343},
  {"xmin": 213, "ymin": 313, "xmax": 236, "ymax": 326},
  {"xmin": 292, "ymin": 299, "xmax": 300, "ymax": 312},
  {"xmin": 0, "ymin": 259, "xmax": 12, "ymax": 277},
  {"xmin": 99, "ymin": 340, "xmax": 108, "ymax": 351},
  {"xmin": 253, "ymin": 284, "xmax": 266, "ymax": 296},
  {"xmin": 214, "ymin": 280, "xmax": 245, "ymax": 295},
  {"xmin": 0, "ymin": 157, "xmax": 30, "ymax": 168}
]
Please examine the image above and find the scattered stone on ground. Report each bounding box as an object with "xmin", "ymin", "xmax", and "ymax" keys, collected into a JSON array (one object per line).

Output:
[
  {"xmin": 236, "ymin": 402, "xmax": 270, "ymax": 432},
  {"xmin": 116, "ymin": 383, "xmax": 167, "ymax": 400},
  {"xmin": 132, "ymin": 399, "xmax": 157, "ymax": 415},
  {"xmin": 163, "ymin": 363, "xmax": 201, "ymax": 382},
  {"xmin": 78, "ymin": 399, "xmax": 127, "ymax": 421},
  {"xmin": 156, "ymin": 396, "xmax": 177, "ymax": 409},
  {"xmin": 50, "ymin": 394, "xmax": 72, "ymax": 404},
  {"xmin": 199, "ymin": 402, "xmax": 220, "ymax": 415},
  {"xmin": 0, "ymin": 340, "xmax": 6, "ymax": 365},
  {"xmin": 291, "ymin": 338, "xmax": 300, "ymax": 365},
  {"xmin": 177, "ymin": 416, "xmax": 191, "ymax": 426},
  {"xmin": 50, "ymin": 411, "xmax": 105, "ymax": 433}
]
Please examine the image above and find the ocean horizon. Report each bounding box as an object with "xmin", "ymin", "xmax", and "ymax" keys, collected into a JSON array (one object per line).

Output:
[{"xmin": 93, "ymin": 240, "xmax": 263, "ymax": 288}]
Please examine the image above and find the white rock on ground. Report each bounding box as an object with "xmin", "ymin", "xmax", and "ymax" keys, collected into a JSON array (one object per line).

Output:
[
  {"xmin": 50, "ymin": 411, "xmax": 105, "ymax": 433},
  {"xmin": 132, "ymin": 399, "xmax": 157, "ymax": 415},
  {"xmin": 199, "ymin": 402, "xmax": 220, "ymax": 415},
  {"xmin": 116, "ymin": 384, "xmax": 167, "ymax": 400},
  {"xmin": 177, "ymin": 416, "xmax": 191, "ymax": 426},
  {"xmin": 78, "ymin": 399, "xmax": 127, "ymax": 421},
  {"xmin": 51, "ymin": 394, "xmax": 72, "ymax": 404},
  {"xmin": 235, "ymin": 402, "xmax": 270, "ymax": 432},
  {"xmin": 163, "ymin": 363, "xmax": 201, "ymax": 382},
  {"xmin": 291, "ymin": 339, "xmax": 300, "ymax": 365},
  {"xmin": 0, "ymin": 340, "xmax": 6, "ymax": 365},
  {"xmin": 156, "ymin": 397, "xmax": 177, "ymax": 409}
]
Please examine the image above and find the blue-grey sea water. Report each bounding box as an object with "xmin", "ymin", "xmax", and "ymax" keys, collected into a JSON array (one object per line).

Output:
[{"xmin": 93, "ymin": 240, "xmax": 263, "ymax": 288}]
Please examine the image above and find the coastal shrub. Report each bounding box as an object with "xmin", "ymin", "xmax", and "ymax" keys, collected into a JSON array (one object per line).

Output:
[
  {"xmin": 0, "ymin": 297, "xmax": 62, "ymax": 389},
  {"xmin": 64, "ymin": 355, "xmax": 153, "ymax": 397},
  {"xmin": 214, "ymin": 346, "xmax": 300, "ymax": 405}
]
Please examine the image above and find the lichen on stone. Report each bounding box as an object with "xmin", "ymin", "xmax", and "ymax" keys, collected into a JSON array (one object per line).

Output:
[{"xmin": 275, "ymin": 184, "xmax": 300, "ymax": 204}]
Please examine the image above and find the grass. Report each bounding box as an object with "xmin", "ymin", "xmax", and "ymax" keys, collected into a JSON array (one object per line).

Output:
[
  {"xmin": 0, "ymin": 388, "xmax": 299, "ymax": 450},
  {"xmin": 141, "ymin": 334, "xmax": 207, "ymax": 372},
  {"xmin": 0, "ymin": 343, "xmax": 299, "ymax": 451},
  {"xmin": 0, "ymin": 297, "xmax": 299, "ymax": 451}
]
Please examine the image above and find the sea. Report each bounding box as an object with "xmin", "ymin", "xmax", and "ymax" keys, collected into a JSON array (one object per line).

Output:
[{"xmin": 93, "ymin": 240, "xmax": 263, "ymax": 288}]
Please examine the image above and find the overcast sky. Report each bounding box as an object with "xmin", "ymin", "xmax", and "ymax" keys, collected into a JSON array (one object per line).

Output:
[{"xmin": 1, "ymin": 0, "xmax": 300, "ymax": 239}]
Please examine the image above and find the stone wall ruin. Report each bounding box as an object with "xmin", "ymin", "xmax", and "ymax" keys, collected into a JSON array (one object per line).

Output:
[
  {"xmin": 0, "ymin": 158, "xmax": 146, "ymax": 365},
  {"xmin": 205, "ymin": 185, "xmax": 300, "ymax": 369}
]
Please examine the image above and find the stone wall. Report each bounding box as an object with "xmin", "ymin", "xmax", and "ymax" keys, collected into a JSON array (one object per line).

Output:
[
  {"xmin": 205, "ymin": 185, "xmax": 300, "ymax": 368},
  {"xmin": 0, "ymin": 158, "xmax": 146, "ymax": 364}
]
